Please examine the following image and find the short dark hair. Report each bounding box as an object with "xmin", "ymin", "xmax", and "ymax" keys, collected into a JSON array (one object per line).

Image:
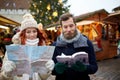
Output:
[{"xmin": 59, "ymin": 13, "xmax": 76, "ymax": 26}]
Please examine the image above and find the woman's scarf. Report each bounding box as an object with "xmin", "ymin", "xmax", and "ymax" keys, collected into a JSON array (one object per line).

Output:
[{"xmin": 25, "ymin": 38, "xmax": 39, "ymax": 46}]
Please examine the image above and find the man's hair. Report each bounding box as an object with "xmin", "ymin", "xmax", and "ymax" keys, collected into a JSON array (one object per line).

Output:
[{"xmin": 59, "ymin": 13, "xmax": 76, "ymax": 26}]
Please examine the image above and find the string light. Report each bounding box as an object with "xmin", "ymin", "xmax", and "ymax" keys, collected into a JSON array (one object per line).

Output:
[
  {"xmin": 47, "ymin": 4, "xmax": 51, "ymax": 10},
  {"xmin": 53, "ymin": 11, "xmax": 58, "ymax": 17}
]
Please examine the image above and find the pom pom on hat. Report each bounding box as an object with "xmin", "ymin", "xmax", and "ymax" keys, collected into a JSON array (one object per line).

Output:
[{"xmin": 20, "ymin": 13, "xmax": 38, "ymax": 31}]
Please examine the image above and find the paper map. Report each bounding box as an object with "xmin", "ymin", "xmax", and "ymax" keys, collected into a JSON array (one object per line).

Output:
[{"xmin": 6, "ymin": 45, "xmax": 55, "ymax": 76}]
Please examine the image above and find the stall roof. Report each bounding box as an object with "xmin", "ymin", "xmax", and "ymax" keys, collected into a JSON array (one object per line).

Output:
[
  {"xmin": 76, "ymin": 20, "xmax": 95, "ymax": 26},
  {"xmin": 112, "ymin": 6, "xmax": 120, "ymax": 12},
  {"xmin": 0, "ymin": 14, "xmax": 20, "ymax": 27},
  {"xmin": 75, "ymin": 9, "xmax": 109, "ymax": 22},
  {"xmin": 102, "ymin": 11, "xmax": 120, "ymax": 24}
]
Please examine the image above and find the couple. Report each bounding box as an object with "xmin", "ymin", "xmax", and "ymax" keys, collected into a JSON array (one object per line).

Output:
[{"xmin": 0, "ymin": 13, "xmax": 98, "ymax": 80}]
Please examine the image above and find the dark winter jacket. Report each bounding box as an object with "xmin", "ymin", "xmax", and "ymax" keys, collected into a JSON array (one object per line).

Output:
[{"xmin": 52, "ymin": 33, "xmax": 98, "ymax": 80}]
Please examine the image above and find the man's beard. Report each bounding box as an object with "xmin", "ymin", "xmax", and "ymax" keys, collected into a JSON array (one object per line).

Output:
[{"xmin": 63, "ymin": 29, "xmax": 77, "ymax": 40}]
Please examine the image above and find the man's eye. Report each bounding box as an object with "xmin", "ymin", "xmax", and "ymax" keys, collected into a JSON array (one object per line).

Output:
[
  {"xmin": 69, "ymin": 24, "xmax": 74, "ymax": 27},
  {"xmin": 63, "ymin": 26, "xmax": 68, "ymax": 28}
]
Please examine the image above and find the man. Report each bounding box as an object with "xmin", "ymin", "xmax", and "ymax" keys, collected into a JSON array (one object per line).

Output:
[{"xmin": 52, "ymin": 13, "xmax": 98, "ymax": 80}]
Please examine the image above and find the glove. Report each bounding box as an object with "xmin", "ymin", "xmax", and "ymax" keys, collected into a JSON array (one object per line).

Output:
[
  {"xmin": 22, "ymin": 74, "xmax": 30, "ymax": 80},
  {"xmin": 45, "ymin": 60, "xmax": 55, "ymax": 71},
  {"xmin": 32, "ymin": 72, "xmax": 41, "ymax": 80},
  {"xmin": 1, "ymin": 61, "xmax": 16, "ymax": 77},
  {"xmin": 71, "ymin": 61, "xmax": 87, "ymax": 72},
  {"xmin": 38, "ymin": 67, "xmax": 50, "ymax": 80},
  {"xmin": 37, "ymin": 60, "xmax": 55, "ymax": 80},
  {"xmin": 54, "ymin": 63, "xmax": 67, "ymax": 74}
]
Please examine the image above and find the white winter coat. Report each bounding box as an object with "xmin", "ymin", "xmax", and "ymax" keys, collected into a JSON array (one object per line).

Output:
[{"xmin": 0, "ymin": 33, "xmax": 54, "ymax": 80}]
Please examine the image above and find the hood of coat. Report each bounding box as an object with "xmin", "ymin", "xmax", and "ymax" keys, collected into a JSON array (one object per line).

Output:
[{"xmin": 12, "ymin": 32, "xmax": 21, "ymax": 44}]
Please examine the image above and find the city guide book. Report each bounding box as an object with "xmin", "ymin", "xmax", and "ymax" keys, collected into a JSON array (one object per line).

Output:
[
  {"xmin": 6, "ymin": 45, "xmax": 55, "ymax": 76},
  {"xmin": 56, "ymin": 52, "xmax": 89, "ymax": 66}
]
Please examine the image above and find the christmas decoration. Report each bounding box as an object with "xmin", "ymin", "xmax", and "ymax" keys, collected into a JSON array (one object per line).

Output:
[{"xmin": 30, "ymin": 0, "xmax": 70, "ymax": 27}]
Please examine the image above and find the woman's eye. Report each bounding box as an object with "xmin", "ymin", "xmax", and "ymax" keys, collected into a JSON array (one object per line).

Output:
[
  {"xmin": 26, "ymin": 31, "xmax": 31, "ymax": 33},
  {"xmin": 33, "ymin": 30, "xmax": 37, "ymax": 33}
]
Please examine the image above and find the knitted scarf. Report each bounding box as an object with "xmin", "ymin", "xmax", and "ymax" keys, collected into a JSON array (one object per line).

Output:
[
  {"xmin": 56, "ymin": 29, "xmax": 88, "ymax": 48},
  {"xmin": 25, "ymin": 38, "xmax": 39, "ymax": 46}
]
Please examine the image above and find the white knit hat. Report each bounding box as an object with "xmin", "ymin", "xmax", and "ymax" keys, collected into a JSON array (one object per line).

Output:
[{"xmin": 20, "ymin": 13, "xmax": 38, "ymax": 31}]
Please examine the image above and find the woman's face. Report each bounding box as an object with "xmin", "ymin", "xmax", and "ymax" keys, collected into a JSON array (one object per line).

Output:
[{"xmin": 25, "ymin": 27, "xmax": 38, "ymax": 40}]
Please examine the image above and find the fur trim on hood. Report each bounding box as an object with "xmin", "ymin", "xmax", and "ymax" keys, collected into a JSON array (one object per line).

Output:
[{"xmin": 12, "ymin": 32, "xmax": 21, "ymax": 44}]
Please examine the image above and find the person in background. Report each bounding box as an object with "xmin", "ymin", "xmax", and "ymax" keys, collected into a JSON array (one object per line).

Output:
[
  {"xmin": 52, "ymin": 13, "xmax": 98, "ymax": 80},
  {"xmin": 0, "ymin": 31, "xmax": 6, "ymax": 55},
  {"xmin": 0, "ymin": 13, "xmax": 54, "ymax": 80}
]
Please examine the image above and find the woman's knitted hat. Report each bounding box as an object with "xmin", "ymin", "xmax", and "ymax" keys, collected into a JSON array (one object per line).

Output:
[{"xmin": 20, "ymin": 13, "xmax": 38, "ymax": 31}]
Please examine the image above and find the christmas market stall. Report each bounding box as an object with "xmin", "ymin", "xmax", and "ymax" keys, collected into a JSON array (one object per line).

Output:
[
  {"xmin": 0, "ymin": 14, "xmax": 20, "ymax": 33},
  {"xmin": 75, "ymin": 9, "xmax": 118, "ymax": 60},
  {"xmin": 102, "ymin": 11, "xmax": 120, "ymax": 58}
]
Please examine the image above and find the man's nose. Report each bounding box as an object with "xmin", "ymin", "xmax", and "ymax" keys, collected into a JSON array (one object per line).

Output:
[{"xmin": 67, "ymin": 27, "xmax": 71, "ymax": 31}]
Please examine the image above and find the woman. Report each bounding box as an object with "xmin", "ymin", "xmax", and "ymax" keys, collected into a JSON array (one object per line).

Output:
[{"xmin": 0, "ymin": 13, "xmax": 54, "ymax": 80}]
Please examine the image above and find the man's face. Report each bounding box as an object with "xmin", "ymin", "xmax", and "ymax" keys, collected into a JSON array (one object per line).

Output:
[{"xmin": 61, "ymin": 17, "xmax": 77, "ymax": 40}]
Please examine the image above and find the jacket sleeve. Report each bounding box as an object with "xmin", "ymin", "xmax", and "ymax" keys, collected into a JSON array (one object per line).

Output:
[
  {"xmin": 0, "ymin": 52, "xmax": 13, "ymax": 80},
  {"xmin": 85, "ymin": 40, "xmax": 98, "ymax": 74},
  {"xmin": 0, "ymin": 72, "xmax": 13, "ymax": 80}
]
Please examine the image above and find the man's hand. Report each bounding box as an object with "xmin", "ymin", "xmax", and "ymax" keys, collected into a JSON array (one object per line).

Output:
[
  {"xmin": 71, "ymin": 61, "xmax": 87, "ymax": 72},
  {"xmin": 55, "ymin": 62, "xmax": 68, "ymax": 74}
]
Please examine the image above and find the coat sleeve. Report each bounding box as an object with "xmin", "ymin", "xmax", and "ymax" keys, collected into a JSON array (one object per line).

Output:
[
  {"xmin": 85, "ymin": 40, "xmax": 98, "ymax": 74},
  {"xmin": 0, "ymin": 52, "xmax": 13, "ymax": 80},
  {"xmin": 0, "ymin": 72, "xmax": 13, "ymax": 80}
]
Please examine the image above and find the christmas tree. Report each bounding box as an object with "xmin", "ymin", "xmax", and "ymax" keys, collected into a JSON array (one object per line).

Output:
[{"xmin": 30, "ymin": 0, "xmax": 70, "ymax": 27}]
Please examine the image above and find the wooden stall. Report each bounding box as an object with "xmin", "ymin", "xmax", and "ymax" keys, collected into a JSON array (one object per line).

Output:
[
  {"xmin": 75, "ymin": 9, "xmax": 118, "ymax": 61},
  {"xmin": 96, "ymin": 23, "xmax": 118, "ymax": 61},
  {"xmin": 77, "ymin": 22, "xmax": 117, "ymax": 61}
]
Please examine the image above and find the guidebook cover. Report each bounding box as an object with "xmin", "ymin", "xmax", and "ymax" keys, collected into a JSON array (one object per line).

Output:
[
  {"xmin": 6, "ymin": 45, "xmax": 55, "ymax": 76},
  {"xmin": 56, "ymin": 52, "xmax": 89, "ymax": 66}
]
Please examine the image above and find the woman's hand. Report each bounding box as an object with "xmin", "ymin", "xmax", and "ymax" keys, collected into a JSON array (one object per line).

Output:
[{"xmin": 45, "ymin": 60, "xmax": 55, "ymax": 71}]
